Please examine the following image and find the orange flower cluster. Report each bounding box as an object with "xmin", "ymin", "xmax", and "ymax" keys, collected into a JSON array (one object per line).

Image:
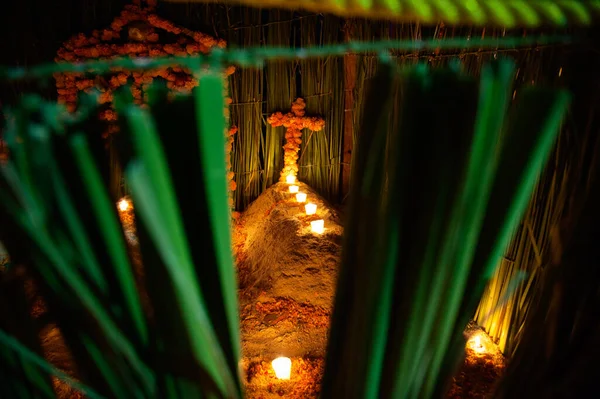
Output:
[
  {"xmin": 54, "ymin": 0, "xmax": 234, "ymax": 117},
  {"xmin": 223, "ymin": 77, "xmax": 238, "ymax": 212},
  {"xmin": 266, "ymin": 98, "xmax": 325, "ymax": 182},
  {"xmin": 54, "ymin": 0, "xmax": 238, "ymax": 209},
  {"xmin": 243, "ymin": 297, "xmax": 331, "ymax": 330},
  {"xmin": 226, "ymin": 126, "xmax": 238, "ymax": 191}
]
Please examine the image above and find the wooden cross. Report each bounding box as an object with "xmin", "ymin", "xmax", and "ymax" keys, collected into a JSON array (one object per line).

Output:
[{"xmin": 266, "ymin": 97, "xmax": 325, "ymax": 183}]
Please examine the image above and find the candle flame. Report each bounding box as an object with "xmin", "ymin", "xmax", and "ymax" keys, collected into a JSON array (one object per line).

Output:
[
  {"xmin": 305, "ymin": 203, "xmax": 317, "ymax": 215},
  {"xmin": 466, "ymin": 331, "xmax": 492, "ymax": 354},
  {"xmin": 296, "ymin": 192, "xmax": 307, "ymax": 203},
  {"xmin": 272, "ymin": 357, "xmax": 292, "ymax": 380},
  {"xmin": 118, "ymin": 198, "xmax": 130, "ymax": 212},
  {"xmin": 311, "ymin": 219, "xmax": 325, "ymax": 234}
]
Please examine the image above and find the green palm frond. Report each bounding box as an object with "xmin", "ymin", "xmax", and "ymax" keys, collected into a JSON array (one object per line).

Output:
[
  {"xmin": 165, "ymin": 0, "xmax": 600, "ymax": 27},
  {"xmin": 322, "ymin": 59, "xmax": 569, "ymax": 398},
  {"xmin": 0, "ymin": 73, "xmax": 242, "ymax": 398}
]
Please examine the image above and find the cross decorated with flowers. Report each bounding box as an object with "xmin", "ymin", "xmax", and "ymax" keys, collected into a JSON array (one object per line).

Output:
[{"xmin": 267, "ymin": 98, "xmax": 326, "ymax": 183}]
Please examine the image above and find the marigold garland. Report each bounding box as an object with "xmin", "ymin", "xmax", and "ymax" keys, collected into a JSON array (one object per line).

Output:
[
  {"xmin": 266, "ymin": 98, "xmax": 326, "ymax": 182},
  {"xmin": 54, "ymin": 0, "xmax": 234, "ymax": 116},
  {"xmin": 223, "ymin": 77, "xmax": 239, "ymax": 217},
  {"xmin": 54, "ymin": 0, "xmax": 239, "ymax": 210}
]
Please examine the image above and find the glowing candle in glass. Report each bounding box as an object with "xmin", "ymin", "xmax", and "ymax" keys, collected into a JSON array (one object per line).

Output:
[
  {"xmin": 296, "ymin": 192, "xmax": 307, "ymax": 203},
  {"xmin": 285, "ymin": 174, "xmax": 296, "ymax": 184},
  {"xmin": 305, "ymin": 203, "xmax": 317, "ymax": 215},
  {"xmin": 289, "ymin": 185, "xmax": 299, "ymax": 194},
  {"xmin": 118, "ymin": 198, "xmax": 130, "ymax": 212},
  {"xmin": 272, "ymin": 357, "xmax": 292, "ymax": 380},
  {"xmin": 311, "ymin": 219, "xmax": 325, "ymax": 234}
]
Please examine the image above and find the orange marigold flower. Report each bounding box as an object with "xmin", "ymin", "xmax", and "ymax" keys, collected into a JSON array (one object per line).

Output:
[
  {"xmin": 100, "ymin": 109, "xmax": 118, "ymax": 121},
  {"xmin": 70, "ymin": 33, "xmax": 88, "ymax": 48},
  {"xmin": 111, "ymin": 20, "xmax": 124, "ymax": 31},
  {"xmin": 131, "ymin": 86, "xmax": 142, "ymax": 99},
  {"xmin": 163, "ymin": 43, "xmax": 181, "ymax": 55},
  {"xmin": 224, "ymin": 66, "xmax": 236, "ymax": 76},
  {"xmin": 186, "ymin": 43, "xmax": 202, "ymax": 54},
  {"xmin": 98, "ymin": 91, "xmax": 113, "ymax": 104},
  {"xmin": 57, "ymin": 88, "xmax": 77, "ymax": 95},
  {"xmin": 165, "ymin": 72, "xmax": 177, "ymax": 82},
  {"xmin": 149, "ymin": 48, "xmax": 164, "ymax": 57},
  {"xmin": 75, "ymin": 79, "xmax": 94, "ymax": 90}
]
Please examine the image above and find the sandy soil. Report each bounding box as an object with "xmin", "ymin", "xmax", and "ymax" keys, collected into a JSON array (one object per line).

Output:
[
  {"xmin": 233, "ymin": 183, "xmax": 506, "ymax": 398},
  {"xmin": 233, "ymin": 182, "xmax": 343, "ymax": 363}
]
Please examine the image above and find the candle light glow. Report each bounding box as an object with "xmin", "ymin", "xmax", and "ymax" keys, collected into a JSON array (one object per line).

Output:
[
  {"xmin": 305, "ymin": 203, "xmax": 317, "ymax": 215},
  {"xmin": 466, "ymin": 331, "xmax": 493, "ymax": 354},
  {"xmin": 285, "ymin": 174, "xmax": 296, "ymax": 184},
  {"xmin": 296, "ymin": 192, "xmax": 307, "ymax": 203},
  {"xmin": 272, "ymin": 357, "xmax": 292, "ymax": 380},
  {"xmin": 289, "ymin": 185, "xmax": 299, "ymax": 194},
  {"xmin": 118, "ymin": 198, "xmax": 130, "ymax": 212},
  {"xmin": 311, "ymin": 219, "xmax": 325, "ymax": 234}
]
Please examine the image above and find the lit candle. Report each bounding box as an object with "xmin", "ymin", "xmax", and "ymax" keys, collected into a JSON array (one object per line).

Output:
[
  {"xmin": 296, "ymin": 192, "xmax": 307, "ymax": 203},
  {"xmin": 467, "ymin": 332, "xmax": 489, "ymax": 354},
  {"xmin": 472, "ymin": 335, "xmax": 484, "ymax": 352},
  {"xmin": 305, "ymin": 203, "xmax": 317, "ymax": 215},
  {"xmin": 285, "ymin": 174, "xmax": 296, "ymax": 184},
  {"xmin": 289, "ymin": 185, "xmax": 299, "ymax": 194},
  {"xmin": 311, "ymin": 219, "xmax": 324, "ymax": 234},
  {"xmin": 118, "ymin": 198, "xmax": 130, "ymax": 212},
  {"xmin": 272, "ymin": 357, "xmax": 292, "ymax": 380}
]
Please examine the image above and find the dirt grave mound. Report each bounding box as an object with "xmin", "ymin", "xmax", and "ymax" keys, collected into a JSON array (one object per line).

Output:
[{"xmin": 233, "ymin": 182, "xmax": 343, "ymax": 361}]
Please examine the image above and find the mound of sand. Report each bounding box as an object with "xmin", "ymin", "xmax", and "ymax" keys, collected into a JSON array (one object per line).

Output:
[{"xmin": 233, "ymin": 182, "xmax": 343, "ymax": 362}]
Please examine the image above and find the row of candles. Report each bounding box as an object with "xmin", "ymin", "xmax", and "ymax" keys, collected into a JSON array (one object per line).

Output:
[
  {"xmin": 285, "ymin": 174, "xmax": 324, "ymax": 234},
  {"xmin": 266, "ymin": 176, "xmax": 326, "ymax": 382},
  {"xmin": 117, "ymin": 176, "xmax": 325, "ymax": 234}
]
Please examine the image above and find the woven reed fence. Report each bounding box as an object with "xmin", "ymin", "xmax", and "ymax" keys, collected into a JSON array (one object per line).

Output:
[{"xmin": 162, "ymin": 6, "xmax": 570, "ymax": 210}]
